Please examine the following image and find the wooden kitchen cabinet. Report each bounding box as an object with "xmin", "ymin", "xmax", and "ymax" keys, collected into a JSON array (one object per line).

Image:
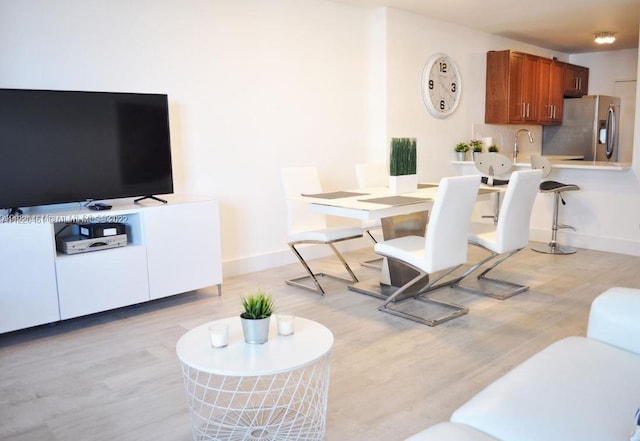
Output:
[
  {"xmin": 563, "ymin": 63, "xmax": 589, "ymax": 97},
  {"xmin": 485, "ymin": 50, "xmax": 539, "ymax": 124},
  {"xmin": 537, "ymin": 58, "xmax": 564, "ymax": 124},
  {"xmin": 486, "ymin": 50, "xmax": 588, "ymax": 124}
]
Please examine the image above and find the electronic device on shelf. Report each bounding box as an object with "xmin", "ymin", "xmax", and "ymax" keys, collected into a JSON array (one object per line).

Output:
[
  {"xmin": 78, "ymin": 222, "xmax": 126, "ymax": 239},
  {"xmin": 88, "ymin": 202, "xmax": 113, "ymax": 211},
  {"xmin": 56, "ymin": 234, "xmax": 128, "ymax": 255},
  {"xmin": 0, "ymin": 88, "xmax": 174, "ymax": 210}
]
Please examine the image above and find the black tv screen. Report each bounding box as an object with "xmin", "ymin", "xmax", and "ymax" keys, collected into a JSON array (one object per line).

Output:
[{"xmin": 0, "ymin": 88, "xmax": 173, "ymax": 209}]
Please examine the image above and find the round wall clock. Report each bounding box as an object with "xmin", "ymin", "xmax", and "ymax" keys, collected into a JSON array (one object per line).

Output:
[{"xmin": 421, "ymin": 53, "xmax": 462, "ymax": 118}]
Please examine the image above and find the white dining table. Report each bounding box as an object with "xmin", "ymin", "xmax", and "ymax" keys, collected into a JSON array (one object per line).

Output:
[
  {"xmin": 296, "ymin": 183, "xmax": 502, "ymax": 299},
  {"xmin": 299, "ymin": 184, "xmax": 439, "ymax": 221}
]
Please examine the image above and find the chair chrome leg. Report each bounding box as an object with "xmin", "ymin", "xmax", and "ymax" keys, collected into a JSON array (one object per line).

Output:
[
  {"xmin": 328, "ymin": 242, "xmax": 359, "ymax": 283},
  {"xmin": 533, "ymin": 192, "xmax": 576, "ymax": 255},
  {"xmin": 377, "ymin": 262, "xmax": 468, "ymax": 326},
  {"xmin": 361, "ymin": 230, "xmax": 384, "ymax": 269},
  {"xmin": 286, "ymin": 243, "xmax": 326, "ymax": 295},
  {"xmin": 455, "ymin": 246, "xmax": 529, "ymax": 300},
  {"xmin": 285, "ymin": 242, "xmax": 359, "ymax": 295},
  {"xmin": 361, "ymin": 257, "xmax": 384, "ymax": 270}
]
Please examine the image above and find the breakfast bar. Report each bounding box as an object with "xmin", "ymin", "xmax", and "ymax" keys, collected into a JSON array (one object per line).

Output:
[{"xmin": 453, "ymin": 158, "xmax": 632, "ymax": 171}]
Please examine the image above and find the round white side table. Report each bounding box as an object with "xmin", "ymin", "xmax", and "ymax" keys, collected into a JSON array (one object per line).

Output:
[{"xmin": 176, "ymin": 316, "xmax": 334, "ymax": 441}]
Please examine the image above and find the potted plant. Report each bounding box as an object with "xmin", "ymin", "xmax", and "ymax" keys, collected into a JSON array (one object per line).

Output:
[
  {"xmin": 240, "ymin": 289, "xmax": 275, "ymax": 344},
  {"xmin": 454, "ymin": 142, "xmax": 469, "ymax": 161},
  {"xmin": 470, "ymin": 139, "xmax": 483, "ymax": 160},
  {"xmin": 389, "ymin": 137, "xmax": 417, "ymax": 194},
  {"xmin": 488, "ymin": 144, "xmax": 499, "ymax": 153}
]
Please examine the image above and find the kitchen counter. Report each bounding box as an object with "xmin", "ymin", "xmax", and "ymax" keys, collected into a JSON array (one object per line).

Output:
[{"xmin": 453, "ymin": 159, "xmax": 631, "ymax": 171}]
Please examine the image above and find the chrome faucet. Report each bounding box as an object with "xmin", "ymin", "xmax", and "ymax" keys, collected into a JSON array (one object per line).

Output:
[{"xmin": 514, "ymin": 128, "xmax": 534, "ymax": 163}]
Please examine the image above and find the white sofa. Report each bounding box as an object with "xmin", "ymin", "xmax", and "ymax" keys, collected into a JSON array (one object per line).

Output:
[{"xmin": 406, "ymin": 287, "xmax": 640, "ymax": 441}]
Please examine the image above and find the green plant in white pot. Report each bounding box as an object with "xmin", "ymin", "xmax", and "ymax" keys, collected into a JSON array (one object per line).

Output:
[
  {"xmin": 389, "ymin": 137, "xmax": 417, "ymax": 194},
  {"xmin": 454, "ymin": 142, "xmax": 469, "ymax": 161},
  {"xmin": 470, "ymin": 139, "xmax": 483, "ymax": 160},
  {"xmin": 240, "ymin": 289, "xmax": 275, "ymax": 344}
]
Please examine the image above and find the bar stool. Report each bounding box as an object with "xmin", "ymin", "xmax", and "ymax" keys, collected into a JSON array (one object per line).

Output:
[
  {"xmin": 530, "ymin": 155, "xmax": 580, "ymax": 255},
  {"xmin": 474, "ymin": 153, "xmax": 512, "ymax": 223}
]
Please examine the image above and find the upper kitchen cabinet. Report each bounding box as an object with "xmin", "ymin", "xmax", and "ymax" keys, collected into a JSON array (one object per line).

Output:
[
  {"xmin": 563, "ymin": 63, "xmax": 589, "ymax": 97},
  {"xmin": 485, "ymin": 50, "xmax": 539, "ymax": 124},
  {"xmin": 537, "ymin": 58, "xmax": 564, "ymax": 125}
]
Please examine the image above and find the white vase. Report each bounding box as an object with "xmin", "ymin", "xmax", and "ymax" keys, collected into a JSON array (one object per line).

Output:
[
  {"xmin": 240, "ymin": 316, "xmax": 271, "ymax": 344},
  {"xmin": 389, "ymin": 174, "xmax": 417, "ymax": 195}
]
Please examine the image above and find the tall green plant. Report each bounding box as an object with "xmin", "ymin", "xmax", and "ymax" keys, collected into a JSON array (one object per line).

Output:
[
  {"xmin": 389, "ymin": 138, "xmax": 417, "ymax": 176},
  {"xmin": 241, "ymin": 289, "xmax": 275, "ymax": 319}
]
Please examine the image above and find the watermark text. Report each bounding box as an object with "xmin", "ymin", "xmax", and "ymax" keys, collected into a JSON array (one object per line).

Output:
[{"xmin": 0, "ymin": 214, "xmax": 129, "ymax": 224}]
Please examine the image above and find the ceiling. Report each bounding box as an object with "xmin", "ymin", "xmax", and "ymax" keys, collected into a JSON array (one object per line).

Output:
[{"xmin": 332, "ymin": 0, "xmax": 640, "ymax": 53}]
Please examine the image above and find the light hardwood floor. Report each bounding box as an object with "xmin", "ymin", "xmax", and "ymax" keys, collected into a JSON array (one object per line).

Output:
[{"xmin": 2, "ymin": 244, "xmax": 640, "ymax": 441}]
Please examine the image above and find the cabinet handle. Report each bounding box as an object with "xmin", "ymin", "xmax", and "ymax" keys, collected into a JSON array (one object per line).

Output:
[
  {"xmin": 575, "ymin": 77, "xmax": 579, "ymax": 90},
  {"xmin": 553, "ymin": 105, "xmax": 557, "ymax": 119},
  {"xmin": 548, "ymin": 105, "xmax": 553, "ymax": 119},
  {"xmin": 521, "ymin": 102, "xmax": 525, "ymax": 117},
  {"xmin": 526, "ymin": 103, "xmax": 530, "ymax": 118}
]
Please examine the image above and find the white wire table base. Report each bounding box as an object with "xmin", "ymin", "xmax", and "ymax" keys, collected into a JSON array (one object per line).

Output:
[{"xmin": 180, "ymin": 352, "xmax": 332, "ymax": 441}]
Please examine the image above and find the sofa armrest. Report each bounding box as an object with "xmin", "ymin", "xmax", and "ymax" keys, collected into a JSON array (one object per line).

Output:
[
  {"xmin": 587, "ymin": 287, "xmax": 640, "ymax": 355},
  {"xmin": 404, "ymin": 422, "xmax": 497, "ymax": 441}
]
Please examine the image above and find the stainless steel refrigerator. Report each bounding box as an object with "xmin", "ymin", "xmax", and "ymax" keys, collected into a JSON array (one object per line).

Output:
[{"xmin": 542, "ymin": 95, "xmax": 621, "ymax": 161}]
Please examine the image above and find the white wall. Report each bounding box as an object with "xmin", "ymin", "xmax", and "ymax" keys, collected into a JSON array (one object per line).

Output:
[
  {"xmin": 0, "ymin": 0, "xmax": 372, "ymax": 275},
  {"xmin": 572, "ymin": 49, "xmax": 639, "ymax": 94}
]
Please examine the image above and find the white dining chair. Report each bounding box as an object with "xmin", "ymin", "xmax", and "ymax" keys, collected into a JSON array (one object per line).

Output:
[
  {"xmin": 281, "ymin": 166, "xmax": 363, "ymax": 295},
  {"xmin": 374, "ymin": 175, "xmax": 481, "ymax": 326},
  {"xmin": 355, "ymin": 162, "xmax": 387, "ymax": 268},
  {"xmin": 455, "ymin": 169, "xmax": 543, "ymax": 299}
]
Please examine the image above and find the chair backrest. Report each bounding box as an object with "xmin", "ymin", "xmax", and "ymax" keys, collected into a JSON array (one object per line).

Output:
[
  {"xmin": 474, "ymin": 152, "xmax": 512, "ymax": 177},
  {"xmin": 530, "ymin": 154, "xmax": 552, "ymax": 178},
  {"xmin": 494, "ymin": 169, "xmax": 544, "ymax": 252},
  {"xmin": 424, "ymin": 175, "xmax": 481, "ymax": 273},
  {"xmin": 280, "ymin": 167, "xmax": 327, "ymax": 237},
  {"xmin": 355, "ymin": 163, "xmax": 388, "ymax": 189}
]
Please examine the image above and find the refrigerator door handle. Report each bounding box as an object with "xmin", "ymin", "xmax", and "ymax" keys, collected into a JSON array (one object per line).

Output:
[{"xmin": 605, "ymin": 105, "xmax": 617, "ymax": 159}]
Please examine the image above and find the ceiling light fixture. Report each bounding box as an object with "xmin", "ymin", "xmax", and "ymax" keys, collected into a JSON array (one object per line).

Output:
[{"xmin": 595, "ymin": 32, "xmax": 616, "ymax": 44}]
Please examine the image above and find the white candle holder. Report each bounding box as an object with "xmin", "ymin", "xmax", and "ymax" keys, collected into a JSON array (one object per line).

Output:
[
  {"xmin": 209, "ymin": 323, "xmax": 229, "ymax": 348},
  {"xmin": 277, "ymin": 314, "xmax": 295, "ymax": 336}
]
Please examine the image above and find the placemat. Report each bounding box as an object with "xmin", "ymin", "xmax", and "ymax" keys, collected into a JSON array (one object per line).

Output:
[
  {"xmin": 359, "ymin": 195, "xmax": 429, "ymax": 205},
  {"xmin": 301, "ymin": 191, "xmax": 369, "ymax": 199}
]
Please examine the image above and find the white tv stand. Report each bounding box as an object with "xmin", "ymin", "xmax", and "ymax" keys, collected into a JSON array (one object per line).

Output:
[{"xmin": 0, "ymin": 194, "xmax": 222, "ymax": 334}]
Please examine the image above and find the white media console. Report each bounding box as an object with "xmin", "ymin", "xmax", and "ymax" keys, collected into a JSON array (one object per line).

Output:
[{"xmin": 0, "ymin": 195, "xmax": 222, "ymax": 334}]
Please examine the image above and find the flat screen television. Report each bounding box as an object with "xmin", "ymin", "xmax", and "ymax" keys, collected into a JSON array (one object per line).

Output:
[{"xmin": 0, "ymin": 88, "xmax": 173, "ymax": 210}]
